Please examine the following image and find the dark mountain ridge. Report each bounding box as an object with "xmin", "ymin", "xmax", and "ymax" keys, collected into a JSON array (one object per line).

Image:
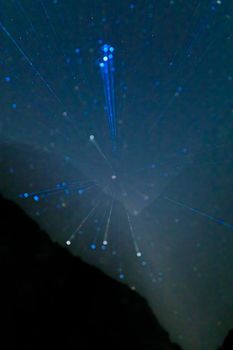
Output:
[
  {"xmin": 1, "ymin": 194, "xmax": 182, "ymax": 349},
  {"xmin": 1, "ymin": 194, "xmax": 232, "ymax": 349}
]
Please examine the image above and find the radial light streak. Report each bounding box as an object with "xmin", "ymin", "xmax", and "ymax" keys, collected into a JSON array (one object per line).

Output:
[
  {"xmin": 0, "ymin": 20, "xmax": 64, "ymax": 106},
  {"xmin": 66, "ymin": 201, "xmax": 101, "ymax": 246},
  {"xmin": 89, "ymin": 134, "xmax": 114, "ymax": 171},
  {"xmin": 19, "ymin": 180, "xmax": 97, "ymax": 201},
  {"xmin": 148, "ymin": 3, "xmax": 222, "ymax": 137},
  {"xmin": 164, "ymin": 196, "xmax": 233, "ymax": 230},
  {"xmin": 99, "ymin": 44, "xmax": 117, "ymax": 150},
  {"xmin": 126, "ymin": 210, "xmax": 142, "ymax": 258},
  {"xmin": 102, "ymin": 198, "xmax": 114, "ymax": 246},
  {"xmin": 89, "ymin": 201, "xmax": 110, "ymax": 250}
]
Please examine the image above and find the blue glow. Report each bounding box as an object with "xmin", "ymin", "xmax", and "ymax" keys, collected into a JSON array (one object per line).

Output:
[
  {"xmin": 103, "ymin": 45, "xmax": 108, "ymax": 52},
  {"xmin": 75, "ymin": 48, "xmax": 80, "ymax": 54},
  {"xmin": 103, "ymin": 56, "xmax": 108, "ymax": 61},
  {"xmin": 109, "ymin": 54, "xmax": 113, "ymax": 59},
  {"xmin": 90, "ymin": 243, "xmax": 96, "ymax": 250},
  {"xmin": 99, "ymin": 62, "xmax": 104, "ymax": 68},
  {"xmin": 109, "ymin": 47, "xmax": 114, "ymax": 52},
  {"xmin": 33, "ymin": 195, "xmax": 39, "ymax": 201},
  {"xmin": 119, "ymin": 273, "xmax": 125, "ymax": 279},
  {"xmin": 5, "ymin": 76, "xmax": 11, "ymax": 82},
  {"xmin": 217, "ymin": 219, "xmax": 224, "ymax": 225},
  {"xmin": 23, "ymin": 192, "xmax": 29, "ymax": 198},
  {"xmin": 12, "ymin": 103, "xmax": 17, "ymax": 109},
  {"xmin": 78, "ymin": 189, "xmax": 84, "ymax": 195}
]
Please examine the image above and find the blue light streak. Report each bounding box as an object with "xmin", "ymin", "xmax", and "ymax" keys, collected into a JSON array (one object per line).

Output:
[
  {"xmin": 19, "ymin": 180, "xmax": 97, "ymax": 201},
  {"xmin": 99, "ymin": 44, "xmax": 117, "ymax": 150}
]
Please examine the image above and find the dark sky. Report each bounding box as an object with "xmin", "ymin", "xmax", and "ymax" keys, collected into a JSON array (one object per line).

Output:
[{"xmin": 0, "ymin": 1, "xmax": 233, "ymax": 349}]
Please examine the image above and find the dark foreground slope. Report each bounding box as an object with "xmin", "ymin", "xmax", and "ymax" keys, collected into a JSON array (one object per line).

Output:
[
  {"xmin": 218, "ymin": 330, "xmax": 233, "ymax": 350},
  {"xmin": 1, "ymin": 195, "xmax": 183, "ymax": 350}
]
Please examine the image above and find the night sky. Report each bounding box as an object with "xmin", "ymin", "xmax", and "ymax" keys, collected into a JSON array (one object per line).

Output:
[{"xmin": 0, "ymin": 1, "xmax": 233, "ymax": 349}]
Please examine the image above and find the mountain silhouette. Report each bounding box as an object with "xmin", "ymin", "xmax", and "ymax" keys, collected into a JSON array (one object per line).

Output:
[
  {"xmin": 1, "ymin": 194, "xmax": 183, "ymax": 349},
  {"xmin": 218, "ymin": 329, "xmax": 233, "ymax": 350}
]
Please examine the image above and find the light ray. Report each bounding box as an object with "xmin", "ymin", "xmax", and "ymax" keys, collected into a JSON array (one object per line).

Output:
[
  {"xmin": 126, "ymin": 210, "xmax": 142, "ymax": 258},
  {"xmin": 164, "ymin": 196, "xmax": 233, "ymax": 231},
  {"xmin": 89, "ymin": 135, "xmax": 114, "ymax": 171},
  {"xmin": 0, "ymin": 20, "xmax": 64, "ymax": 106},
  {"xmin": 66, "ymin": 201, "xmax": 101, "ymax": 246},
  {"xmin": 102, "ymin": 198, "xmax": 114, "ymax": 246}
]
